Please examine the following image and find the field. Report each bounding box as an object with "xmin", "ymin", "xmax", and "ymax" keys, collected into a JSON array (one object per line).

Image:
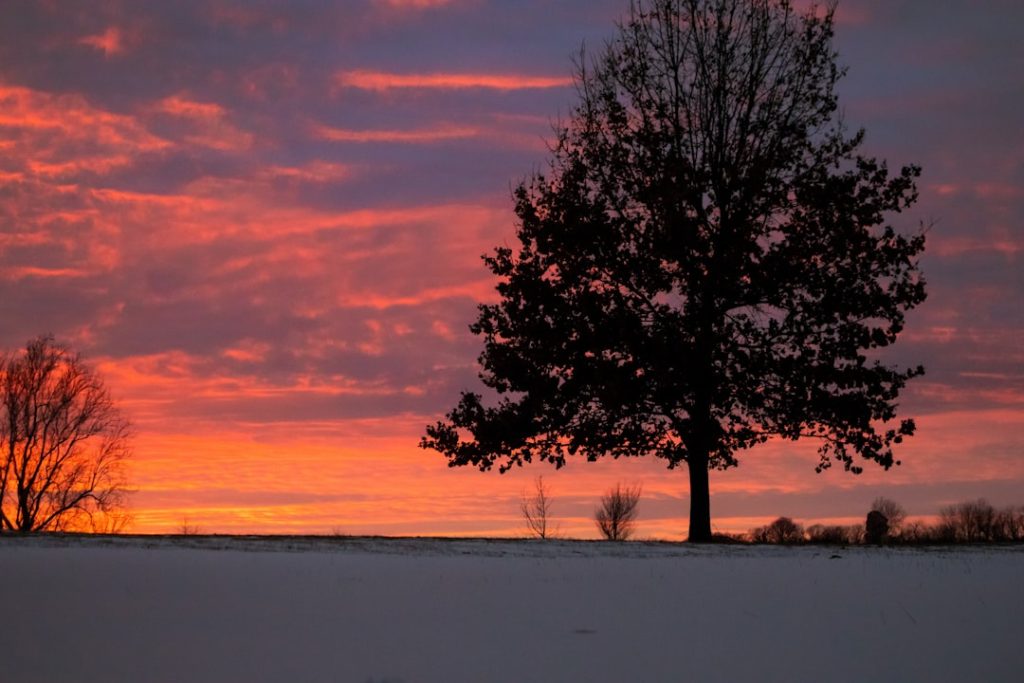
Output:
[{"xmin": 2, "ymin": 535, "xmax": 1022, "ymax": 683}]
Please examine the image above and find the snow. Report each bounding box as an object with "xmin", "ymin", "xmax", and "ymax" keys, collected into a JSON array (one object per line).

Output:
[{"xmin": 2, "ymin": 536, "xmax": 1022, "ymax": 683}]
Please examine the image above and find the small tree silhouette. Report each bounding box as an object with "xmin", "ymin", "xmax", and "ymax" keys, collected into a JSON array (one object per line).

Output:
[
  {"xmin": 997, "ymin": 506, "xmax": 1024, "ymax": 541},
  {"xmin": 521, "ymin": 476, "xmax": 555, "ymax": 539},
  {"xmin": 595, "ymin": 483, "xmax": 641, "ymax": 541},
  {"xmin": 870, "ymin": 497, "xmax": 907, "ymax": 536},
  {"xmin": 0, "ymin": 335, "xmax": 132, "ymax": 533},
  {"xmin": 179, "ymin": 517, "xmax": 202, "ymax": 536},
  {"xmin": 865, "ymin": 510, "xmax": 889, "ymax": 544}
]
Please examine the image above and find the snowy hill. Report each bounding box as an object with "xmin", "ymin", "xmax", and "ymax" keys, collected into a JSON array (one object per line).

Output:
[{"xmin": 2, "ymin": 536, "xmax": 1022, "ymax": 682}]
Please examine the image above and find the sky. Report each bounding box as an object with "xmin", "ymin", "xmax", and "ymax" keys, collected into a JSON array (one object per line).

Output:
[{"xmin": 0, "ymin": 0, "xmax": 1021, "ymax": 539}]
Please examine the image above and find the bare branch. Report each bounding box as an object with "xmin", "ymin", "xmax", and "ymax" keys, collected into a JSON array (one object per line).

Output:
[
  {"xmin": 595, "ymin": 483, "xmax": 642, "ymax": 540},
  {"xmin": 0, "ymin": 335, "xmax": 132, "ymax": 533},
  {"xmin": 521, "ymin": 475, "xmax": 555, "ymax": 539}
]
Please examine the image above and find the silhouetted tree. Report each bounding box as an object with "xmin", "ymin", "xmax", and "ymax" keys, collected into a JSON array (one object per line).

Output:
[
  {"xmin": 864, "ymin": 509, "xmax": 888, "ymax": 544},
  {"xmin": 595, "ymin": 483, "xmax": 641, "ymax": 540},
  {"xmin": 870, "ymin": 496, "xmax": 906, "ymax": 536},
  {"xmin": 939, "ymin": 499, "xmax": 999, "ymax": 543},
  {"xmin": 179, "ymin": 516, "xmax": 202, "ymax": 536},
  {"xmin": 0, "ymin": 336, "xmax": 131, "ymax": 533},
  {"xmin": 750, "ymin": 516, "xmax": 804, "ymax": 544},
  {"xmin": 421, "ymin": 0, "xmax": 927, "ymax": 542},
  {"xmin": 996, "ymin": 506, "xmax": 1024, "ymax": 541},
  {"xmin": 521, "ymin": 475, "xmax": 555, "ymax": 539}
]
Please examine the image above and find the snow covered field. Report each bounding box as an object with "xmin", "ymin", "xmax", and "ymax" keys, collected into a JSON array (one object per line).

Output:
[{"xmin": 2, "ymin": 536, "xmax": 1022, "ymax": 683}]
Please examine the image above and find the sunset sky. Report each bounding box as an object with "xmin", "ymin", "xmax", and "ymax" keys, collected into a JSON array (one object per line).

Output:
[{"xmin": 1, "ymin": 0, "xmax": 1021, "ymax": 538}]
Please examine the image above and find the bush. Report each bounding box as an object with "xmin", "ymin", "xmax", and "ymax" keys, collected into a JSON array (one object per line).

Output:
[
  {"xmin": 594, "ymin": 483, "xmax": 641, "ymax": 541},
  {"xmin": 749, "ymin": 517, "xmax": 805, "ymax": 544},
  {"xmin": 806, "ymin": 524, "xmax": 859, "ymax": 545},
  {"xmin": 865, "ymin": 510, "xmax": 889, "ymax": 544}
]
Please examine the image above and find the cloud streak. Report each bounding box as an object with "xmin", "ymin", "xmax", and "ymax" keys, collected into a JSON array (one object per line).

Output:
[{"xmin": 335, "ymin": 70, "xmax": 572, "ymax": 91}]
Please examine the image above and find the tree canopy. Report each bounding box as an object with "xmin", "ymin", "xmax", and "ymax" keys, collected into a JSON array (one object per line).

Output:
[{"xmin": 422, "ymin": 0, "xmax": 926, "ymax": 541}]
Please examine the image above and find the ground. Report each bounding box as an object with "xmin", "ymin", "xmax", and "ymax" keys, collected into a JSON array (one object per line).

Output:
[{"xmin": 2, "ymin": 535, "xmax": 1022, "ymax": 682}]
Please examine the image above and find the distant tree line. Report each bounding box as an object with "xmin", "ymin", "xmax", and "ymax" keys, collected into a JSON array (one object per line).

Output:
[
  {"xmin": 522, "ymin": 487, "xmax": 1024, "ymax": 545},
  {"xmin": 748, "ymin": 497, "xmax": 1024, "ymax": 545}
]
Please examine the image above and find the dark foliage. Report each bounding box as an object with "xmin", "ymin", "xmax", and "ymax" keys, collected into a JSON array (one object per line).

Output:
[
  {"xmin": 864, "ymin": 510, "xmax": 889, "ymax": 544},
  {"xmin": 421, "ymin": 0, "xmax": 927, "ymax": 541}
]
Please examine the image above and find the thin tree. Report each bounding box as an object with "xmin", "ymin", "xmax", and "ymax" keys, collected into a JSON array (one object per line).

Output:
[
  {"xmin": 0, "ymin": 335, "xmax": 131, "ymax": 533},
  {"xmin": 595, "ymin": 483, "xmax": 641, "ymax": 541},
  {"xmin": 422, "ymin": 0, "xmax": 927, "ymax": 541},
  {"xmin": 521, "ymin": 475, "xmax": 555, "ymax": 539}
]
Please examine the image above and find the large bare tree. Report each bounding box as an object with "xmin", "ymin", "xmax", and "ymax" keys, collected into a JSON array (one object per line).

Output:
[{"xmin": 0, "ymin": 335, "xmax": 131, "ymax": 533}]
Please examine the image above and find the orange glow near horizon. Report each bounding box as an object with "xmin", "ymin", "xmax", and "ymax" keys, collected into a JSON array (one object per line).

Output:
[{"xmin": 115, "ymin": 404, "xmax": 1024, "ymax": 539}]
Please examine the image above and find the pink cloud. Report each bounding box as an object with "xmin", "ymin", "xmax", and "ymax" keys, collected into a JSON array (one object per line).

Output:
[
  {"xmin": 335, "ymin": 69, "xmax": 572, "ymax": 91},
  {"xmin": 1, "ymin": 266, "xmax": 90, "ymax": 281},
  {"xmin": 153, "ymin": 94, "xmax": 253, "ymax": 151},
  {"xmin": 0, "ymin": 84, "xmax": 168, "ymax": 153},
  {"xmin": 79, "ymin": 27, "xmax": 126, "ymax": 57},
  {"xmin": 314, "ymin": 122, "xmax": 480, "ymax": 144}
]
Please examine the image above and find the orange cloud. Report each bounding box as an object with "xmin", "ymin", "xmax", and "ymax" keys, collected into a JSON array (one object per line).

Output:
[
  {"xmin": 314, "ymin": 122, "xmax": 480, "ymax": 143},
  {"xmin": 0, "ymin": 84, "xmax": 168, "ymax": 153},
  {"xmin": 156, "ymin": 95, "xmax": 227, "ymax": 121},
  {"xmin": 335, "ymin": 280, "xmax": 499, "ymax": 310},
  {"xmin": 335, "ymin": 69, "xmax": 572, "ymax": 91},
  {"xmin": 262, "ymin": 161, "xmax": 355, "ymax": 183},
  {"xmin": 1, "ymin": 266, "xmax": 90, "ymax": 281},
  {"xmin": 79, "ymin": 27, "xmax": 125, "ymax": 56},
  {"xmin": 154, "ymin": 94, "xmax": 253, "ymax": 151}
]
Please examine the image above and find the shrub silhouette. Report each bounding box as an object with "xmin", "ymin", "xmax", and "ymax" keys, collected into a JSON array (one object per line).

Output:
[
  {"xmin": 595, "ymin": 483, "xmax": 641, "ymax": 541},
  {"xmin": 750, "ymin": 517, "xmax": 804, "ymax": 544},
  {"xmin": 806, "ymin": 524, "xmax": 859, "ymax": 545},
  {"xmin": 865, "ymin": 510, "xmax": 889, "ymax": 544}
]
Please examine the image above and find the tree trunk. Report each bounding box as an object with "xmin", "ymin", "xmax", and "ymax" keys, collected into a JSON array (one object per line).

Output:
[{"xmin": 687, "ymin": 455, "xmax": 712, "ymax": 542}]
